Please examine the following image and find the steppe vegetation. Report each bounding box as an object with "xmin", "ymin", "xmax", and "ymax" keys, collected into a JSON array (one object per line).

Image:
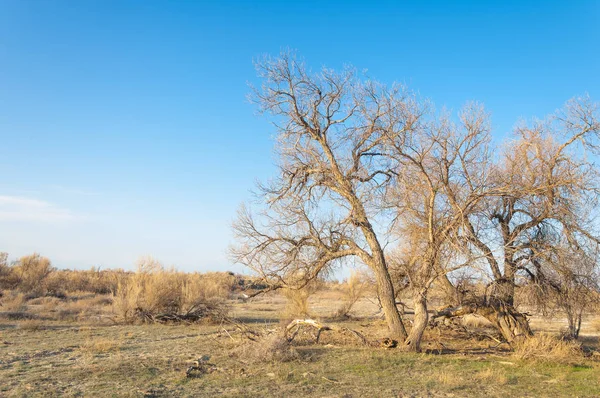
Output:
[{"xmin": 1, "ymin": 251, "xmax": 600, "ymax": 397}]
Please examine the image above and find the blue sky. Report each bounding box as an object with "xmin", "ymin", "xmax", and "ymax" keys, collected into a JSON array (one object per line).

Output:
[{"xmin": 0, "ymin": 1, "xmax": 598, "ymax": 272}]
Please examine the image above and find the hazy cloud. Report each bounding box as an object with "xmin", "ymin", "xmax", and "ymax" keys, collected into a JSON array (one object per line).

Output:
[
  {"xmin": 0, "ymin": 195, "xmax": 78, "ymax": 222},
  {"xmin": 48, "ymin": 185, "xmax": 99, "ymax": 196}
]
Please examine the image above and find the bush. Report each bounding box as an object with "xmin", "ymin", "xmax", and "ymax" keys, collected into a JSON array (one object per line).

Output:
[
  {"xmin": 12, "ymin": 254, "xmax": 54, "ymax": 296},
  {"xmin": 281, "ymin": 278, "xmax": 321, "ymax": 318},
  {"xmin": 0, "ymin": 252, "xmax": 19, "ymax": 290},
  {"xmin": 333, "ymin": 270, "xmax": 370, "ymax": 319},
  {"xmin": 45, "ymin": 267, "xmax": 119, "ymax": 295},
  {"xmin": 113, "ymin": 256, "xmax": 234, "ymax": 323},
  {"xmin": 513, "ymin": 333, "xmax": 584, "ymax": 364}
]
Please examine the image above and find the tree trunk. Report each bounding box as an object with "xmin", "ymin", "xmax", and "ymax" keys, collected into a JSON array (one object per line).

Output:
[
  {"xmin": 566, "ymin": 308, "xmax": 582, "ymax": 340},
  {"xmin": 434, "ymin": 300, "xmax": 533, "ymax": 344},
  {"xmin": 372, "ymin": 260, "xmax": 407, "ymax": 341},
  {"xmin": 401, "ymin": 291, "xmax": 428, "ymax": 352},
  {"xmin": 478, "ymin": 302, "xmax": 532, "ymax": 343}
]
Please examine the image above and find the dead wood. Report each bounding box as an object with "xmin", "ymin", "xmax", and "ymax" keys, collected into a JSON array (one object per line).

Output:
[{"xmin": 284, "ymin": 318, "xmax": 369, "ymax": 345}]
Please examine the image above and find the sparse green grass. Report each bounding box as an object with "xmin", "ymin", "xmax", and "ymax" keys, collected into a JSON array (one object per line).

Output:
[
  {"xmin": 0, "ymin": 326, "xmax": 598, "ymax": 396},
  {"xmin": 1, "ymin": 290, "xmax": 599, "ymax": 397}
]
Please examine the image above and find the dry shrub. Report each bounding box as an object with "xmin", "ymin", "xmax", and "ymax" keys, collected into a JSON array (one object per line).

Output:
[
  {"xmin": 235, "ymin": 333, "xmax": 299, "ymax": 363},
  {"xmin": 45, "ymin": 267, "xmax": 119, "ymax": 295},
  {"xmin": 29, "ymin": 296, "xmax": 62, "ymax": 314},
  {"xmin": 282, "ymin": 280, "xmax": 320, "ymax": 318},
  {"xmin": 49, "ymin": 295, "xmax": 111, "ymax": 322},
  {"xmin": 0, "ymin": 252, "xmax": 17, "ymax": 289},
  {"xmin": 11, "ymin": 254, "xmax": 54, "ymax": 296},
  {"xmin": 1, "ymin": 291, "xmax": 27, "ymax": 312},
  {"xmin": 333, "ymin": 270, "xmax": 370, "ymax": 319},
  {"xmin": 513, "ymin": 333, "xmax": 584, "ymax": 364},
  {"xmin": 113, "ymin": 256, "xmax": 233, "ymax": 323}
]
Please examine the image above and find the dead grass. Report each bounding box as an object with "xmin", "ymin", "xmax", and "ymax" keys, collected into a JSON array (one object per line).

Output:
[
  {"xmin": 1, "ymin": 297, "xmax": 600, "ymax": 397},
  {"xmin": 79, "ymin": 336, "xmax": 120, "ymax": 357},
  {"xmin": 461, "ymin": 314, "xmax": 493, "ymax": 329},
  {"xmin": 112, "ymin": 257, "xmax": 234, "ymax": 323},
  {"xmin": 282, "ymin": 280, "xmax": 321, "ymax": 318},
  {"xmin": 16, "ymin": 319, "xmax": 46, "ymax": 331},
  {"xmin": 513, "ymin": 333, "xmax": 585, "ymax": 364},
  {"xmin": 475, "ymin": 367, "xmax": 509, "ymax": 385},
  {"xmin": 1, "ymin": 291, "xmax": 27, "ymax": 312},
  {"xmin": 435, "ymin": 369, "xmax": 466, "ymax": 388}
]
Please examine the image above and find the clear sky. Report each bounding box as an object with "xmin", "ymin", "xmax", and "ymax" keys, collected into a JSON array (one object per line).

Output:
[{"xmin": 0, "ymin": 1, "xmax": 598, "ymax": 273}]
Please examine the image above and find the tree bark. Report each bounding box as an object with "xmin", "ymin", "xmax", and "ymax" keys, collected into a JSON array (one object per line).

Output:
[
  {"xmin": 401, "ymin": 291, "xmax": 428, "ymax": 352},
  {"xmin": 372, "ymin": 259, "xmax": 408, "ymax": 341}
]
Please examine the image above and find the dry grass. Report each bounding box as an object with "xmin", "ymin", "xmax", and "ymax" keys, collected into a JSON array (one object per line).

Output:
[
  {"xmin": 0, "ymin": 291, "xmax": 27, "ymax": 312},
  {"xmin": 282, "ymin": 279, "xmax": 322, "ymax": 318},
  {"xmin": 1, "ymin": 294, "xmax": 600, "ymax": 397},
  {"xmin": 282, "ymin": 287, "xmax": 312, "ymax": 318},
  {"xmin": 112, "ymin": 257, "xmax": 234, "ymax": 323},
  {"xmin": 45, "ymin": 267, "xmax": 121, "ymax": 295},
  {"xmin": 590, "ymin": 318, "xmax": 600, "ymax": 332},
  {"xmin": 513, "ymin": 333, "xmax": 585, "ymax": 364},
  {"xmin": 475, "ymin": 367, "xmax": 509, "ymax": 385},
  {"xmin": 435, "ymin": 370, "xmax": 465, "ymax": 388},
  {"xmin": 16, "ymin": 319, "xmax": 46, "ymax": 331},
  {"xmin": 79, "ymin": 336, "xmax": 120, "ymax": 357}
]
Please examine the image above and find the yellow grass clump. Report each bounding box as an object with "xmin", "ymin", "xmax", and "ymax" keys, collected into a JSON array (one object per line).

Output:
[
  {"xmin": 112, "ymin": 256, "xmax": 235, "ymax": 323},
  {"xmin": 513, "ymin": 333, "xmax": 584, "ymax": 364}
]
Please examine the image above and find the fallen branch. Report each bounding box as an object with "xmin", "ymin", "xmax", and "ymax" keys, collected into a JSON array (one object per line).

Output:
[{"xmin": 284, "ymin": 318, "xmax": 368, "ymax": 345}]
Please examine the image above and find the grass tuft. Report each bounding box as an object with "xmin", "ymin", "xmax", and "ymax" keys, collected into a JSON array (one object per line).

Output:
[{"xmin": 513, "ymin": 333, "xmax": 584, "ymax": 364}]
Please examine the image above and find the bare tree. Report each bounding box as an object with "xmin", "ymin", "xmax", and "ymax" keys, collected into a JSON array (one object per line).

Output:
[
  {"xmin": 385, "ymin": 103, "xmax": 494, "ymax": 351},
  {"xmin": 438, "ymin": 97, "xmax": 600, "ymax": 342},
  {"xmin": 519, "ymin": 228, "xmax": 600, "ymax": 339},
  {"xmin": 231, "ymin": 52, "xmax": 433, "ymax": 340},
  {"xmin": 231, "ymin": 52, "xmax": 600, "ymax": 349}
]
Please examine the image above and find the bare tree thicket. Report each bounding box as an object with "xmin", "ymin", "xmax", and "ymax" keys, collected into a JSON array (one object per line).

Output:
[{"xmin": 232, "ymin": 51, "xmax": 600, "ymax": 351}]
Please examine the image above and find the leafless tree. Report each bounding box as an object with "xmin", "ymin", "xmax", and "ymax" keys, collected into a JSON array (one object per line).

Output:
[
  {"xmin": 438, "ymin": 97, "xmax": 600, "ymax": 342},
  {"xmin": 231, "ymin": 51, "xmax": 600, "ymax": 349},
  {"xmin": 231, "ymin": 52, "xmax": 428, "ymax": 340},
  {"xmin": 385, "ymin": 103, "xmax": 494, "ymax": 351},
  {"xmin": 518, "ymin": 228, "xmax": 600, "ymax": 339}
]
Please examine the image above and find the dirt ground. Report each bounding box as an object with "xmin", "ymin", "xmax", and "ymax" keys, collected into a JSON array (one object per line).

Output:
[{"xmin": 1, "ymin": 290, "xmax": 599, "ymax": 397}]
